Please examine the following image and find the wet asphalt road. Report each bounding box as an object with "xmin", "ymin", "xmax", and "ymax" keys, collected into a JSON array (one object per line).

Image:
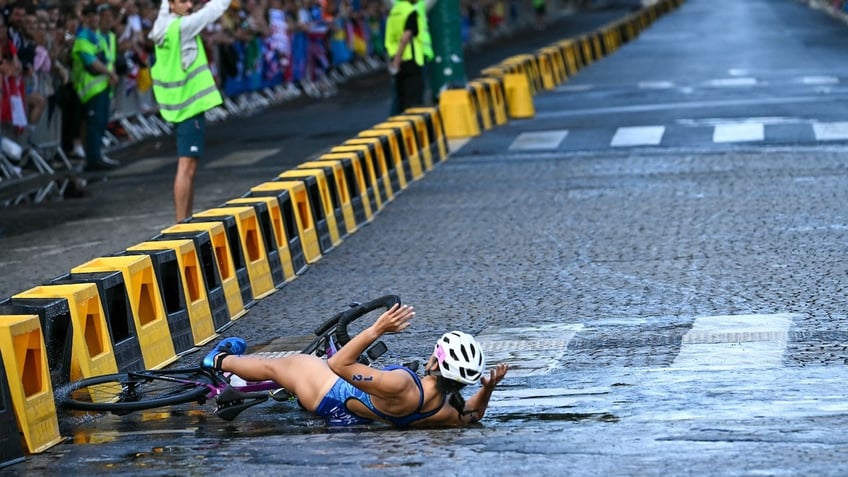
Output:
[{"xmin": 5, "ymin": 0, "xmax": 848, "ymax": 475}]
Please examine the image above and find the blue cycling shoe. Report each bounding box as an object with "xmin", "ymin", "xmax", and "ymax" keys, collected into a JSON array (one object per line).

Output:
[{"xmin": 202, "ymin": 337, "xmax": 247, "ymax": 370}]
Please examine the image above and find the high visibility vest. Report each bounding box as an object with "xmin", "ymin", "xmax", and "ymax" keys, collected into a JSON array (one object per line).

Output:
[
  {"xmin": 384, "ymin": 0, "xmax": 423, "ymax": 66},
  {"xmin": 416, "ymin": 1, "xmax": 433, "ymax": 62},
  {"xmin": 71, "ymin": 29, "xmax": 114, "ymax": 103},
  {"xmin": 151, "ymin": 18, "xmax": 222, "ymax": 123}
]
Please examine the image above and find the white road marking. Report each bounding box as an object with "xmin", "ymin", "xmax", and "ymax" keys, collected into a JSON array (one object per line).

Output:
[
  {"xmin": 207, "ymin": 148, "xmax": 279, "ymax": 168},
  {"xmin": 489, "ymin": 387, "xmax": 611, "ymax": 408},
  {"xmin": 670, "ymin": 313, "xmax": 796, "ymax": 370},
  {"xmin": 536, "ymin": 95, "xmax": 834, "ymax": 119},
  {"xmin": 508, "ymin": 131, "xmax": 568, "ymax": 150},
  {"xmin": 638, "ymin": 81, "xmax": 675, "ymax": 89},
  {"xmin": 448, "ymin": 138, "xmax": 471, "ymax": 153},
  {"xmin": 813, "ymin": 122, "xmax": 848, "ymax": 141},
  {"xmin": 476, "ymin": 323, "xmax": 583, "ymax": 377},
  {"xmin": 713, "ymin": 123, "xmax": 764, "ymax": 143},
  {"xmin": 556, "ymin": 84, "xmax": 594, "ymax": 92},
  {"xmin": 610, "ymin": 126, "xmax": 665, "ymax": 147},
  {"xmin": 705, "ymin": 77, "xmax": 758, "ymax": 87},
  {"xmin": 801, "ymin": 76, "xmax": 839, "ymax": 85}
]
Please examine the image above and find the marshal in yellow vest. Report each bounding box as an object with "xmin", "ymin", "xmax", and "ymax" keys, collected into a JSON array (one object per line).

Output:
[{"xmin": 151, "ymin": 19, "xmax": 223, "ymax": 123}]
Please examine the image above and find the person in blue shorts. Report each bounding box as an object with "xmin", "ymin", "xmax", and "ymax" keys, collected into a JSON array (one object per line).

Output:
[{"xmin": 203, "ymin": 303, "xmax": 509, "ymax": 427}]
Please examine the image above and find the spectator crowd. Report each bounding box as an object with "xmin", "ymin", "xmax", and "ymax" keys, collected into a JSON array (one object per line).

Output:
[{"xmin": 0, "ymin": 0, "xmax": 540, "ymax": 172}]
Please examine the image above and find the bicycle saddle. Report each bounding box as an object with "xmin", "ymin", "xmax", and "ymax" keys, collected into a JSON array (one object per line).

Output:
[{"xmin": 214, "ymin": 385, "xmax": 269, "ymax": 421}]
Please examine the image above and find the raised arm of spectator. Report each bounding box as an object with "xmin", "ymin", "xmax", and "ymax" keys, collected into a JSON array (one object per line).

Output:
[{"xmin": 180, "ymin": 0, "xmax": 231, "ymax": 38}]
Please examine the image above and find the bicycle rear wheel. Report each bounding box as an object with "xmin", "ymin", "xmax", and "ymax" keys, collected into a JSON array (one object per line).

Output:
[{"xmin": 59, "ymin": 369, "xmax": 215, "ymax": 413}]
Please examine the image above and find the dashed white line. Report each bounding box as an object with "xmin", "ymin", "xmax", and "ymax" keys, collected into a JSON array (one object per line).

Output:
[
  {"xmin": 611, "ymin": 126, "xmax": 665, "ymax": 147},
  {"xmin": 508, "ymin": 131, "xmax": 568, "ymax": 150},
  {"xmin": 713, "ymin": 123, "xmax": 764, "ymax": 143}
]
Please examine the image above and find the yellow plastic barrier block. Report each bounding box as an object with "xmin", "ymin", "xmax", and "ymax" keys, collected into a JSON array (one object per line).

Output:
[
  {"xmin": 438, "ymin": 88, "xmax": 481, "ymax": 139},
  {"xmin": 13, "ymin": 284, "xmax": 119, "ymax": 382},
  {"xmin": 298, "ymin": 161, "xmax": 359, "ymax": 235},
  {"xmin": 406, "ymin": 107, "xmax": 450, "ymax": 162},
  {"xmin": 558, "ymin": 39, "xmax": 581, "ymax": 76},
  {"xmin": 116, "ymin": 248, "xmax": 195, "ymax": 355},
  {"xmin": 0, "ymin": 314, "xmax": 63, "ymax": 454},
  {"xmin": 389, "ymin": 114, "xmax": 434, "ymax": 171},
  {"xmin": 160, "ymin": 222, "xmax": 249, "ymax": 320},
  {"xmin": 0, "ymin": 338, "xmax": 26, "ymax": 465},
  {"xmin": 316, "ymin": 152, "xmax": 375, "ymax": 224},
  {"xmin": 72, "ymin": 256, "xmax": 178, "ymax": 370},
  {"xmin": 372, "ymin": 121, "xmax": 424, "ymax": 180},
  {"xmin": 44, "ymin": 270, "xmax": 145, "ymax": 373},
  {"xmin": 534, "ymin": 51, "xmax": 556, "ymax": 91},
  {"xmin": 346, "ymin": 136, "xmax": 406, "ymax": 194},
  {"xmin": 278, "ymin": 169, "xmax": 343, "ymax": 249},
  {"xmin": 330, "ymin": 144, "xmax": 391, "ymax": 209},
  {"xmin": 540, "ymin": 46, "xmax": 566, "ymax": 85},
  {"xmin": 127, "ymin": 240, "xmax": 217, "ymax": 346},
  {"xmin": 193, "ymin": 207, "xmax": 277, "ymax": 301},
  {"xmin": 249, "ymin": 181, "xmax": 322, "ymax": 264},
  {"xmin": 467, "ymin": 81, "xmax": 493, "ymax": 131},
  {"xmin": 224, "ymin": 197, "xmax": 297, "ymax": 286},
  {"xmin": 242, "ymin": 186, "xmax": 310, "ymax": 273},
  {"xmin": 357, "ymin": 129, "xmax": 412, "ymax": 187},
  {"xmin": 476, "ymin": 78, "xmax": 508, "ymax": 127},
  {"xmin": 504, "ymin": 72, "xmax": 535, "ymax": 119},
  {"xmin": 504, "ymin": 54, "xmax": 541, "ymax": 95}
]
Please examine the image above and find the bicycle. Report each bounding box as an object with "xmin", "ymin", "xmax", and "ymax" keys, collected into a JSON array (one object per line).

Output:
[{"xmin": 58, "ymin": 295, "xmax": 401, "ymax": 421}]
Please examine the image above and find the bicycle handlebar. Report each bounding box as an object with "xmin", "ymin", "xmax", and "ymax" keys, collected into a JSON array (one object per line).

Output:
[{"xmin": 333, "ymin": 294, "xmax": 401, "ymax": 347}]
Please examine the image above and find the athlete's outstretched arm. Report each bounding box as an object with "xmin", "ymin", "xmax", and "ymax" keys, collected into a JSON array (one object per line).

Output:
[
  {"xmin": 458, "ymin": 363, "xmax": 509, "ymax": 425},
  {"xmin": 327, "ymin": 303, "xmax": 416, "ymax": 398}
]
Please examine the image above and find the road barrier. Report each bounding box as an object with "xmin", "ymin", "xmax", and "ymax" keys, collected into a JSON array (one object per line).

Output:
[
  {"xmin": 0, "ymin": 0, "xmax": 688, "ymax": 459},
  {"xmin": 319, "ymin": 152, "xmax": 378, "ymax": 222},
  {"xmin": 116, "ymin": 248, "xmax": 196, "ymax": 355},
  {"xmin": 161, "ymin": 222, "xmax": 249, "ymax": 321},
  {"xmin": 193, "ymin": 207, "xmax": 278, "ymax": 302},
  {"xmin": 359, "ymin": 123, "xmax": 422, "ymax": 182},
  {"xmin": 239, "ymin": 188, "xmax": 310, "ymax": 274},
  {"xmin": 345, "ymin": 137, "xmax": 407, "ymax": 194},
  {"xmin": 220, "ymin": 198, "xmax": 294, "ymax": 289},
  {"xmin": 330, "ymin": 145, "xmax": 392, "ymax": 208},
  {"xmin": 151, "ymin": 230, "xmax": 232, "ymax": 332},
  {"xmin": 11, "ymin": 284, "xmax": 119, "ymax": 382},
  {"xmin": 71, "ymin": 257, "xmax": 179, "ymax": 370},
  {"xmin": 0, "ymin": 338, "xmax": 26, "ymax": 466},
  {"xmin": 0, "ymin": 314, "xmax": 62, "ymax": 454},
  {"xmin": 248, "ymin": 181, "xmax": 323, "ymax": 264},
  {"xmin": 126, "ymin": 240, "xmax": 218, "ymax": 346},
  {"xmin": 301, "ymin": 159, "xmax": 362, "ymax": 234},
  {"xmin": 405, "ymin": 107, "xmax": 451, "ymax": 162},
  {"xmin": 278, "ymin": 170, "xmax": 345, "ymax": 249},
  {"xmin": 42, "ymin": 272, "xmax": 145, "ymax": 375}
]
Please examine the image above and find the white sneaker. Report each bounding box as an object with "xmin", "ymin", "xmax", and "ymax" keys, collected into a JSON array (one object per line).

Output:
[{"xmin": 70, "ymin": 144, "xmax": 85, "ymax": 158}]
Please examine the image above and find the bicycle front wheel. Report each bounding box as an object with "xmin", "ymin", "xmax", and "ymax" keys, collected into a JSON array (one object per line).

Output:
[{"xmin": 59, "ymin": 369, "xmax": 215, "ymax": 413}]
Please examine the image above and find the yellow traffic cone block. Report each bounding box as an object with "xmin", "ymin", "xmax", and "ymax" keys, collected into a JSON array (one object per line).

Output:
[
  {"xmin": 503, "ymin": 73, "xmax": 535, "ymax": 119},
  {"xmin": 438, "ymin": 88, "xmax": 480, "ymax": 139}
]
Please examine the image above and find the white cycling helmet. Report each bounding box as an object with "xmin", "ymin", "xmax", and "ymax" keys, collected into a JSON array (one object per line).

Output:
[{"xmin": 433, "ymin": 331, "xmax": 485, "ymax": 385}]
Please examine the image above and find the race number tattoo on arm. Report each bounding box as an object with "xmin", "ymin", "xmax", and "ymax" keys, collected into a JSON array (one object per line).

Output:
[{"xmin": 351, "ymin": 374, "xmax": 374, "ymax": 382}]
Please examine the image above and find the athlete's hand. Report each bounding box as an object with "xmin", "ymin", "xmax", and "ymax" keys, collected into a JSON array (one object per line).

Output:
[
  {"xmin": 372, "ymin": 303, "xmax": 414, "ymax": 334},
  {"xmin": 481, "ymin": 363, "xmax": 509, "ymax": 390}
]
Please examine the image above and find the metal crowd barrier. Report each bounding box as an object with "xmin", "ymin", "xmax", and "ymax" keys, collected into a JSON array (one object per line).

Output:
[{"xmin": 0, "ymin": 0, "xmax": 570, "ymax": 207}]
